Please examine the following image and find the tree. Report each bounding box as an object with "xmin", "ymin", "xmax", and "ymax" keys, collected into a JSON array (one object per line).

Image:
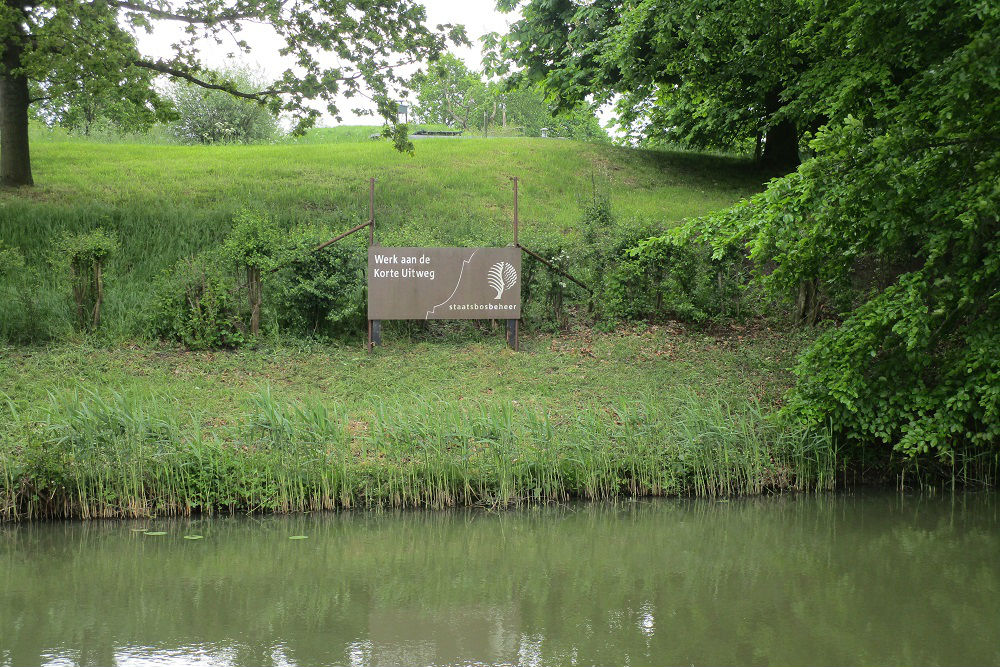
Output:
[
  {"xmin": 409, "ymin": 53, "xmax": 485, "ymax": 130},
  {"xmin": 0, "ymin": 1, "xmax": 466, "ymax": 186},
  {"xmin": 409, "ymin": 53, "xmax": 607, "ymax": 139},
  {"xmin": 168, "ymin": 67, "xmax": 277, "ymax": 144},
  {"xmin": 30, "ymin": 61, "xmax": 170, "ymax": 136},
  {"xmin": 489, "ymin": 0, "xmax": 809, "ymax": 167},
  {"xmin": 669, "ymin": 0, "xmax": 1000, "ymax": 459}
]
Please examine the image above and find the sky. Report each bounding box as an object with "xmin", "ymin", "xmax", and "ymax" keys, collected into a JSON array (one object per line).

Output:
[{"xmin": 133, "ymin": 0, "xmax": 524, "ymax": 127}]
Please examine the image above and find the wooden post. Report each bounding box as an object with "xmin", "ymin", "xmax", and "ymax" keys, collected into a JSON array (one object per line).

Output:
[
  {"xmin": 513, "ymin": 176, "xmax": 518, "ymax": 246},
  {"xmin": 506, "ymin": 318, "xmax": 518, "ymax": 351},
  {"xmin": 507, "ymin": 176, "xmax": 520, "ymax": 351},
  {"xmin": 367, "ymin": 177, "xmax": 381, "ymax": 350}
]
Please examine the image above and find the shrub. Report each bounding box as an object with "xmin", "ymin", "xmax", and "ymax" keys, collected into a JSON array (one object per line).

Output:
[
  {"xmin": 0, "ymin": 240, "xmax": 25, "ymax": 277},
  {"xmin": 147, "ymin": 252, "xmax": 246, "ymax": 349},
  {"xmin": 167, "ymin": 67, "xmax": 278, "ymax": 144},
  {"xmin": 222, "ymin": 210, "xmax": 288, "ymax": 335},
  {"xmin": 0, "ymin": 241, "xmax": 66, "ymax": 343},
  {"xmin": 55, "ymin": 229, "xmax": 119, "ymax": 330},
  {"xmin": 604, "ymin": 230, "xmax": 756, "ymax": 323},
  {"xmin": 272, "ymin": 227, "xmax": 366, "ymax": 339},
  {"xmin": 519, "ymin": 245, "xmax": 581, "ymax": 330}
]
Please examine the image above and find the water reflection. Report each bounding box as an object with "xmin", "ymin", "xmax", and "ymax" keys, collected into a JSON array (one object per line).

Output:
[{"xmin": 1, "ymin": 493, "xmax": 998, "ymax": 666}]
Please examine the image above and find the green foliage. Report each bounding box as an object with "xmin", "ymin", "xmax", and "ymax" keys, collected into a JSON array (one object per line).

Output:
[
  {"xmin": 2, "ymin": 387, "xmax": 835, "ymax": 520},
  {"xmin": 408, "ymin": 54, "xmax": 485, "ymax": 130},
  {"xmin": 168, "ymin": 68, "xmax": 277, "ymax": 144},
  {"xmin": 1, "ymin": 0, "xmax": 467, "ymax": 184},
  {"xmin": 665, "ymin": 0, "xmax": 1000, "ymax": 460},
  {"xmin": 54, "ymin": 229, "xmax": 118, "ymax": 330},
  {"xmin": 409, "ymin": 53, "xmax": 607, "ymax": 139},
  {"xmin": 0, "ymin": 241, "xmax": 62, "ymax": 343},
  {"xmin": 491, "ymin": 0, "xmax": 804, "ymax": 164},
  {"xmin": 55, "ymin": 228, "xmax": 119, "ymax": 269},
  {"xmin": 519, "ymin": 245, "xmax": 576, "ymax": 330},
  {"xmin": 221, "ymin": 209, "xmax": 287, "ymax": 271},
  {"xmin": 222, "ymin": 209, "xmax": 289, "ymax": 336},
  {"xmin": 30, "ymin": 63, "xmax": 172, "ymax": 137},
  {"xmin": 0, "ymin": 240, "xmax": 24, "ymax": 277},
  {"xmin": 607, "ymin": 237, "xmax": 722, "ymax": 323},
  {"xmin": 272, "ymin": 235, "xmax": 366, "ymax": 340},
  {"xmin": 493, "ymin": 0, "xmax": 999, "ymax": 462},
  {"xmin": 0, "ymin": 133, "xmax": 759, "ymax": 341},
  {"xmin": 147, "ymin": 252, "xmax": 246, "ymax": 350},
  {"xmin": 379, "ymin": 122, "xmax": 415, "ymax": 154}
]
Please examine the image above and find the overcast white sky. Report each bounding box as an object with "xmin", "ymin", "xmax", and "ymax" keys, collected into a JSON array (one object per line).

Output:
[{"xmin": 134, "ymin": 0, "xmax": 522, "ymax": 126}]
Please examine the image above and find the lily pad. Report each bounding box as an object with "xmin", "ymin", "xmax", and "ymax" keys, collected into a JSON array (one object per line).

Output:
[
  {"xmin": 144, "ymin": 531, "xmax": 167, "ymax": 536},
  {"xmin": 288, "ymin": 535, "xmax": 308, "ymax": 540},
  {"xmin": 131, "ymin": 528, "xmax": 150, "ymax": 532},
  {"xmin": 183, "ymin": 535, "xmax": 204, "ymax": 540}
]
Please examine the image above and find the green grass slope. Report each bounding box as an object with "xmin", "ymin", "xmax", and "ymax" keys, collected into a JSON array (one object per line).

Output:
[
  {"xmin": 0, "ymin": 128, "xmax": 764, "ymax": 338},
  {"xmin": 3, "ymin": 129, "xmax": 761, "ymax": 268}
]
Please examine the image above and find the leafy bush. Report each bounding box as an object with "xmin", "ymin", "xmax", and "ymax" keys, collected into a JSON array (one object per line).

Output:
[
  {"xmin": 221, "ymin": 209, "xmax": 287, "ymax": 272},
  {"xmin": 55, "ymin": 229, "xmax": 119, "ymax": 330},
  {"xmin": 147, "ymin": 252, "xmax": 246, "ymax": 349},
  {"xmin": 665, "ymin": 0, "xmax": 1000, "ymax": 463},
  {"xmin": 605, "ymin": 236, "xmax": 709, "ymax": 322},
  {"xmin": 272, "ymin": 227, "xmax": 366, "ymax": 339},
  {"xmin": 167, "ymin": 67, "xmax": 278, "ymax": 144},
  {"xmin": 519, "ymin": 245, "xmax": 580, "ymax": 330},
  {"xmin": 604, "ymin": 213, "xmax": 760, "ymax": 324},
  {"xmin": 222, "ymin": 209, "xmax": 288, "ymax": 335}
]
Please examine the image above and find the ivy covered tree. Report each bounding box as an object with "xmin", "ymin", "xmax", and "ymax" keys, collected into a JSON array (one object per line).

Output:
[{"xmin": 0, "ymin": 0, "xmax": 467, "ymax": 186}]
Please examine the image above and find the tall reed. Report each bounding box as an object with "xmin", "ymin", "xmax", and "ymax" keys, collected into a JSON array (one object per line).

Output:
[{"xmin": 1, "ymin": 387, "xmax": 840, "ymax": 521}]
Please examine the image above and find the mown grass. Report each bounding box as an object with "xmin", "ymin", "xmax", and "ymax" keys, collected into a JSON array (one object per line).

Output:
[
  {"xmin": 0, "ymin": 326, "xmax": 837, "ymax": 520},
  {"xmin": 10, "ymin": 125, "xmax": 759, "ymax": 248}
]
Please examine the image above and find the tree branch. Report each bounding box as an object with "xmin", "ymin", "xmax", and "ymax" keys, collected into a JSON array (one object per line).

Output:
[
  {"xmin": 132, "ymin": 59, "xmax": 284, "ymax": 100},
  {"xmin": 115, "ymin": 1, "xmax": 258, "ymax": 25}
]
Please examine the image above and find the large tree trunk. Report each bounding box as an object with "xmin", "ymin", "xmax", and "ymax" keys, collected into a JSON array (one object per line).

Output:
[
  {"xmin": 760, "ymin": 88, "xmax": 799, "ymax": 171},
  {"xmin": 763, "ymin": 118, "xmax": 799, "ymax": 170},
  {"xmin": 1, "ymin": 18, "xmax": 33, "ymax": 187}
]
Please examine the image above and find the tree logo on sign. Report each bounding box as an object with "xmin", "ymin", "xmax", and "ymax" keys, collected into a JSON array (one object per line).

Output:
[{"xmin": 487, "ymin": 261, "xmax": 518, "ymax": 299}]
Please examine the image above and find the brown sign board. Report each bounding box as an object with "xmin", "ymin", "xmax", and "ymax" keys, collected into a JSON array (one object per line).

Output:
[{"xmin": 368, "ymin": 247, "xmax": 521, "ymax": 320}]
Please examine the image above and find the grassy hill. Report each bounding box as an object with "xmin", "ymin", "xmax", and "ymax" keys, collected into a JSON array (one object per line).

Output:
[
  {"xmin": 4, "ymin": 127, "xmax": 761, "ymax": 267},
  {"xmin": 0, "ymin": 127, "xmax": 764, "ymax": 338}
]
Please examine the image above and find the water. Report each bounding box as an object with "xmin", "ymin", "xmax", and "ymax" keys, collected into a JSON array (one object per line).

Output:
[{"xmin": 2, "ymin": 492, "xmax": 998, "ymax": 667}]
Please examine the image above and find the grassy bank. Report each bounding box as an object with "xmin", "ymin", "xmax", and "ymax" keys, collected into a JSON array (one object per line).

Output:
[
  {"xmin": 0, "ymin": 130, "xmax": 837, "ymax": 520},
  {"xmin": 0, "ymin": 127, "xmax": 763, "ymax": 340},
  {"xmin": 0, "ymin": 326, "xmax": 837, "ymax": 521}
]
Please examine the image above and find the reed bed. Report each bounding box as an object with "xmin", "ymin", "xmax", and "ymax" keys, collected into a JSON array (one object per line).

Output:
[{"xmin": 0, "ymin": 388, "xmax": 837, "ymax": 521}]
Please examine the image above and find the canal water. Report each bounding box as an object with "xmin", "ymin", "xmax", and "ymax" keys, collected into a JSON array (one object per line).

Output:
[{"xmin": 2, "ymin": 492, "xmax": 998, "ymax": 666}]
